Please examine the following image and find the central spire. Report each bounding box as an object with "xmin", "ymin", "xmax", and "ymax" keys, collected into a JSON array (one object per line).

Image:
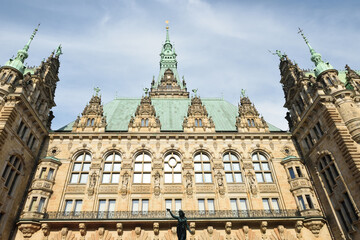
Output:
[
  {"xmin": 298, "ymin": 28, "xmax": 334, "ymax": 77},
  {"xmin": 150, "ymin": 21, "xmax": 189, "ymax": 99}
]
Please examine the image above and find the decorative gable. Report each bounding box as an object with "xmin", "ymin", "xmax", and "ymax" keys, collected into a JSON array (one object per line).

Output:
[
  {"xmin": 183, "ymin": 95, "xmax": 215, "ymax": 133},
  {"xmin": 236, "ymin": 95, "xmax": 269, "ymax": 133},
  {"xmin": 128, "ymin": 94, "xmax": 161, "ymax": 132},
  {"xmin": 345, "ymin": 64, "xmax": 360, "ymax": 90},
  {"xmin": 150, "ymin": 69, "xmax": 189, "ymax": 98},
  {"xmin": 72, "ymin": 92, "xmax": 106, "ymax": 132}
]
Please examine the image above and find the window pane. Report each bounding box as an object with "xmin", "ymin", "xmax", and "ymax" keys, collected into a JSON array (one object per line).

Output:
[
  {"xmin": 256, "ymin": 173, "xmax": 264, "ymax": 182},
  {"xmin": 143, "ymin": 173, "xmax": 151, "ymax": 183},
  {"xmin": 253, "ymin": 163, "xmax": 261, "ymax": 171},
  {"xmin": 234, "ymin": 173, "xmax": 242, "ymax": 182},
  {"xmin": 85, "ymin": 154, "xmax": 91, "ymax": 161},
  {"xmin": 37, "ymin": 198, "xmax": 45, "ymax": 212},
  {"xmin": 47, "ymin": 169, "xmax": 54, "ymax": 180},
  {"xmin": 114, "ymin": 154, "xmax": 121, "ymax": 161},
  {"xmin": 108, "ymin": 200, "xmax": 116, "ymax": 211},
  {"xmin": 259, "ymin": 154, "xmax": 266, "ymax": 160},
  {"xmin": 164, "ymin": 164, "xmax": 172, "ymax": 172},
  {"xmin": 134, "ymin": 163, "xmax": 142, "ymax": 171},
  {"xmin": 133, "ymin": 173, "xmax": 141, "ymax": 183},
  {"xmin": 262, "ymin": 163, "xmax": 270, "ymax": 170},
  {"xmin": 112, "ymin": 174, "xmax": 120, "ymax": 183},
  {"xmin": 142, "ymin": 200, "xmax": 149, "ymax": 213},
  {"xmin": 208, "ymin": 199, "xmax": 215, "ymax": 212},
  {"xmin": 73, "ymin": 163, "xmax": 81, "ymax": 171},
  {"xmin": 232, "ymin": 163, "xmax": 240, "ymax": 171},
  {"xmin": 102, "ymin": 173, "xmax": 111, "ymax": 183},
  {"xmin": 174, "ymin": 173, "xmax": 182, "ymax": 183},
  {"xmin": 80, "ymin": 174, "xmax": 88, "ymax": 184},
  {"xmin": 165, "ymin": 200, "xmax": 172, "ymax": 210},
  {"xmin": 64, "ymin": 200, "xmax": 73, "ymax": 212},
  {"xmin": 40, "ymin": 168, "xmax": 46, "ymax": 178},
  {"xmin": 105, "ymin": 155, "xmax": 113, "ymax": 161},
  {"xmin": 132, "ymin": 200, "xmax": 139, "ymax": 212},
  {"xmin": 262, "ymin": 199, "xmax": 270, "ymax": 210},
  {"xmin": 239, "ymin": 199, "xmax": 248, "ymax": 210},
  {"xmin": 74, "ymin": 200, "xmax": 82, "ymax": 212},
  {"xmin": 297, "ymin": 196, "xmax": 306, "ymax": 210},
  {"xmin": 175, "ymin": 200, "xmax": 182, "ymax": 211},
  {"xmin": 272, "ymin": 199, "xmax": 280, "ymax": 210},
  {"xmin": 195, "ymin": 173, "xmax": 203, "ymax": 183},
  {"xmin": 82, "ymin": 163, "xmax": 90, "ymax": 172},
  {"xmin": 98, "ymin": 200, "xmax": 107, "ymax": 211},
  {"xmin": 288, "ymin": 168, "xmax": 296, "ymax": 179},
  {"xmin": 104, "ymin": 163, "xmax": 112, "ymax": 172},
  {"xmin": 194, "ymin": 154, "xmax": 201, "ymax": 161},
  {"xmin": 173, "ymin": 164, "xmax": 181, "ymax": 172},
  {"xmin": 264, "ymin": 173, "xmax": 273, "ymax": 182},
  {"xmin": 230, "ymin": 199, "xmax": 238, "ymax": 211},
  {"xmin": 198, "ymin": 199, "xmax": 205, "ymax": 211},
  {"xmin": 223, "ymin": 154, "xmax": 230, "ymax": 161},
  {"xmin": 225, "ymin": 173, "xmax": 233, "ymax": 183},
  {"xmin": 143, "ymin": 154, "xmax": 151, "ymax": 162},
  {"xmin": 194, "ymin": 163, "xmax": 202, "ymax": 171},
  {"xmin": 76, "ymin": 155, "xmax": 83, "ymax": 161},
  {"xmin": 113, "ymin": 163, "xmax": 121, "ymax": 171},
  {"xmin": 202, "ymin": 154, "xmax": 209, "ymax": 161},
  {"xmin": 143, "ymin": 163, "xmax": 151, "ymax": 171},
  {"xmin": 224, "ymin": 163, "xmax": 231, "ymax": 171},
  {"xmin": 164, "ymin": 173, "xmax": 172, "ymax": 183},
  {"xmin": 135, "ymin": 155, "xmax": 142, "ymax": 162},
  {"xmin": 70, "ymin": 174, "xmax": 79, "ymax": 183},
  {"xmin": 252, "ymin": 154, "xmax": 258, "ymax": 160},
  {"xmin": 204, "ymin": 173, "xmax": 212, "ymax": 183},
  {"xmin": 203, "ymin": 163, "xmax": 211, "ymax": 171}
]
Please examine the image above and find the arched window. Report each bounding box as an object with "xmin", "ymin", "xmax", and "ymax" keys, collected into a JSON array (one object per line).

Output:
[
  {"xmin": 251, "ymin": 119, "xmax": 255, "ymax": 127},
  {"xmin": 91, "ymin": 118, "xmax": 95, "ymax": 126},
  {"xmin": 70, "ymin": 152, "xmax": 91, "ymax": 184},
  {"xmin": 195, "ymin": 119, "xmax": 198, "ymax": 127},
  {"xmin": 87, "ymin": 119, "xmax": 91, "ymax": 126},
  {"xmin": 194, "ymin": 152, "xmax": 212, "ymax": 183},
  {"xmin": 6, "ymin": 75, "xmax": 13, "ymax": 84},
  {"xmin": 145, "ymin": 119, "xmax": 149, "ymax": 127},
  {"xmin": 102, "ymin": 152, "xmax": 122, "ymax": 184},
  {"xmin": 141, "ymin": 119, "xmax": 145, "ymax": 127},
  {"xmin": 223, "ymin": 152, "xmax": 242, "ymax": 183},
  {"xmin": 133, "ymin": 152, "xmax": 151, "ymax": 183},
  {"xmin": 247, "ymin": 119, "xmax": 251, "ymax": 127},
  {"xmin": 199, "ymin": 119, "xmax": 202, "ymax": 127},
  {"xmin": 164, "ymin": 152, "xmax": 181, "ymax": 183},
  {"xmin": 326, "ymin": 77, "xmax": 333, "ymax": 86},
  {"xmin": 0, "ymin": 73, "xmax": 5, "ymax": 81},
  {"xmin": 1, "ymin": 155, "xmax": 22, "ymax": 195},
  {"xmin": 252, "ymin": 152, "xmax": 273, "ymax": 183}
]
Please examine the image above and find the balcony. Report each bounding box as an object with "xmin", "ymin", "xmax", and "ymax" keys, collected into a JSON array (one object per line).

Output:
[{"xmin": 39, "ymin": 210, "xmax": 306, "ymax": 221}]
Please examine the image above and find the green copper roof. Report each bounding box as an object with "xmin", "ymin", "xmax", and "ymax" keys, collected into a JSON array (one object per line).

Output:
[
  {"xmin": 298, "ymin": 28, "xmax": 334, "ymax": 77},
  {"xmin": 304, "ymin": 70, "xmax": 360, "ymax": 84},
  {"xmin": 43, "ymin": 156, "xmax": 60, "ymax": 162},
  {"xmin": 58, "ymin": 97, "xmax": 283, "ymax": 132},
  {"xmin": 283, "ymin": 155, "xmax": 298, "ymax": 161},
  {"xmin": 156, "ymin": 24, "xmax": 184, "ymax": 89},
  {"xmin": 4, "ymin": 24, "xmax": 40, "ymax": 74}
]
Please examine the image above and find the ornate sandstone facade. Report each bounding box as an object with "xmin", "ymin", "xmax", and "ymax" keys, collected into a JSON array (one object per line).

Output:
[{"xmin": 2, "ymin": 24, "xmax": 355, "ymax": 240}]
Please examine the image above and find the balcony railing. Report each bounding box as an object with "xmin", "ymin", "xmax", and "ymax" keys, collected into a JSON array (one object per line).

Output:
[{"xmin": 42, "ymin": 210, "xmax": 303, "ymax": 221}]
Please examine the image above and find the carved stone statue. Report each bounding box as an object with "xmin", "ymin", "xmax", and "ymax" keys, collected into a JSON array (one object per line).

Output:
[
  {"xmin": 216, "ymin": 171, "xmax": 225, "ymax": 195},
  {"xmin": 247, "ymin": 171, "xmax": 258, "ymax": 196},
  {"xmin": 79, "ymin": 223, "xmax": 86, "ymax": 240},
  {"xmin": 154, "ymin": 171, "xmax": 161, "ymax": 196},
  {"xmin": 185, "ymin": 171, "xmax": 193, "ymax": 195},
  {"xmin": 41, "ymin": 223, "xmax": 50, "ymax": 240},
  {"xmin": 153, "ymin": 222, "xmax": 160, "ymax": 240},
  {"xmin": 121, "ymin": 172, "xmax": 129, "ymax": 196}
]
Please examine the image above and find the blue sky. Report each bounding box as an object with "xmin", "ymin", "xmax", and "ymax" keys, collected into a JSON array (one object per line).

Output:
[{"xmin": 1, "ymin": 0, "xmax": 360, "ymax": 130}]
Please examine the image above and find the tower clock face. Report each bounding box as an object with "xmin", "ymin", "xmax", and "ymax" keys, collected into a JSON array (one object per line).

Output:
[{"xmin": 167, "ymin": 75, "xmax": 170, "ymax": 79}]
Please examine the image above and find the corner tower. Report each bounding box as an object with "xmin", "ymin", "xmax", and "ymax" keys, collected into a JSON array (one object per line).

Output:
[{"xmin": 150, "ymin": 22, "xmax": 189, "ymax": 98}]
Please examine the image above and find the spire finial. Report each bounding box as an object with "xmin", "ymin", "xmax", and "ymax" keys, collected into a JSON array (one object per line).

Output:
[
  {"xmin": 298, "ymin": 27, "xmax": 315, "ymax": 53},
  {"xmin": 24, "ymin": 23, "xmax": 40, "ymax": 52},
  {"xmin": 165, "ymin": 20, "xmax": 170, "ymax": 43},
  {"xmin": 94, "ymin": 87, "xmax": 100, "ymax": 96}
]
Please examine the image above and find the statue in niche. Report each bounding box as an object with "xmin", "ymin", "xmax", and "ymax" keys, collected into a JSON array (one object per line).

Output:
[
  {"xmin": 167, "ymin": 209, "xmax": 192, "ymax": 240},
  {"xmin": 247, "ymin": 171, "xmax": 258, "ymax": 196},
  {"xmin": 185, "ymin": 171, "xmax": 193, "ymax": 195},
  {"xmin": 87, "ymin": 172, "xmax": 97, "ymax": 196},
  {"xmin": 122, "ymin": 172, "xmax": 129, "ymax": 189},
  {"xmin": 216, "ymin": 171, "xmax": 225, "ymax": 195},
  {"xmin": 154, "ymin": 171, "xmax": 161, "ymax": 196}
]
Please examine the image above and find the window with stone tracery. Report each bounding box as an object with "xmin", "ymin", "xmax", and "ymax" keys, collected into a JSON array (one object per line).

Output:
[
  {"xmin": 223, "ymin": 152, "xmax": 242, "ymax": 183},
  {"xmin": 102, "ymin": 152, "xmax": 122, "ymax": 184},
  {"xmin": 164, "ymin": 152, "xmax": 181, "ymax": 183},
  {"xmin": 70, "ymin": 152, "xmax": 91, "ymax": 184},
  {"xmin": 1, "ymin": 155, "xmax": 22, "ymax": 195},
  {"xmin": 194, "ymin": 152, "xmax": 212, "ymax": 183},
  {"xmin": 133, "ymin": 152, "xmax": 151, "ymax": 183},
  {"xmin": 252, "ymin": 152, "xmax": 273, "ymax": 183}
]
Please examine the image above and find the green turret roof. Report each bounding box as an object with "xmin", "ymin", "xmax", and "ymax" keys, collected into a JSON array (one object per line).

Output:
[
  {"xmin": 4, "ymin": 24, "xmax": 40, "ymax": 74},
  {"xmin": 156, "ymin": 23, "xmax": 184, "ymax": 89},
  {"xmin": 58, "ymin": 97, "xmax": 283, "ymax": 132},
  {"xmin": 298, "ymin": 28, "xmax": 334, "ymax": 77}
]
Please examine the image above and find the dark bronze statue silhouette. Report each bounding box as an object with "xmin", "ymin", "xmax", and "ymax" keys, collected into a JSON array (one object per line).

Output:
[{"xmin": 167, "ymin": 208, "xmax": 191, "ymax": 240}]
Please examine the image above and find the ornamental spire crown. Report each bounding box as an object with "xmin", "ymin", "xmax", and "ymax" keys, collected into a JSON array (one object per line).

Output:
[{"xmin": 298, "ymin": 28, "xmax": 334, "ymax": 77}]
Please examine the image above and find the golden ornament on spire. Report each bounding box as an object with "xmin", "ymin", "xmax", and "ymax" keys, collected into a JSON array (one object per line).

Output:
[{"xmin": 165, "ymin": 20, "xmax": 169, "ymax": 29}]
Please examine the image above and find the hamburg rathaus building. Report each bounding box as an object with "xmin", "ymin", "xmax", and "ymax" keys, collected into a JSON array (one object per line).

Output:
[{"xmin": 0, "ymin": 23, "xmax": 359, "ymax": 240}]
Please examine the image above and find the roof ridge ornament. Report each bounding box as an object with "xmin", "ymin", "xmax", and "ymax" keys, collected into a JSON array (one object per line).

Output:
[{"xmin": 268, "ymin": 49, "xmax": 287, "ymax": 61}]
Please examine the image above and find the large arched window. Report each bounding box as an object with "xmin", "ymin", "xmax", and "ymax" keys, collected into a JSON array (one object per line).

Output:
[
  {"xmin": 194, "ymin": 152, "xmax": 212, "ymax": 183},
  {"xmin": 1, "ymin": 155, "xmax": 22, "ymax": 195},
  {"xmin": 252, "ymin": 152, "xmax": 273, "ymax": 183},
  {"xmin": 223, "ymin": 152, "xmax": 242, "ymax": 183},
  {"xmin": 102, "ymin": 152, "xmax": 122, "ymax": 184},
  {"xmin": 164, "ymin": 152, "xmax": 181, "ymax": 183},
  {"xmin": 133, "ymin": 152, "xmax": 151, "ymax": 183},
  {"xmin": 70, "ymin": 152, "xmax": 91, "ymax": 184},
  {"xmin": 318, "ymin": 154, "xmax": 339, "ymax": 193}
]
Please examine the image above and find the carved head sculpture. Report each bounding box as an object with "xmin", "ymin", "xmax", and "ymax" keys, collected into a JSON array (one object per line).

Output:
[
  {"xmin": 171, "ymin": 227, "xmax": 177, "ymax": 234},
  {"xmin": 207, "ymin": 226, "xmax": 214, "ymax": 235},
  {"xmin": 278, "ymin": 225, "xmax": 285, "ymax": 234},
  {"xmin": 261, "ymin": 221, "xmax": 267, "ymax": 234},
  {"xmin": 61, "ymin": 227, "xmax": 68, "ymax": 237},
  {"xmin": 190, "ymin": 222, "xmax": 196, "ymax": 235},
  {"xmin": 225, "ymin": 222, "xmax": 232, "ymax": 235},
  {"xmin": 295, "ymin": 221, "xmax": 303, "ymax": 233},
  {"xmin": 98, "ymin": 227, "xmax": 105, "ymax": 236},
  {"xmin": 153, "ymin": 222, "xmax": 160, "ymax": 235},
  {"xmin": 41, "ymin": 223, "xmax": 50, "ymax": 236},
  {"xmin": 243, "ymin": 226, "xmax": 249, "ymax": 234},
  {"xmin": 135, "ymin": 227, "xmax": 141, "ymax": 236},
  {"xmin": 116, "ymin": 223, "xmax": 123, "ymax": 236},
  {"xmin": 79, "ymin": 223, "xmax": 86, "ymax": 236}
]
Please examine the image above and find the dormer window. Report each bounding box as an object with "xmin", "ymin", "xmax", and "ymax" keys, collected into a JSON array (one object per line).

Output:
[{"xmin": 6, "ymin": 75, "xmax": 13, "ymax": 84}]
